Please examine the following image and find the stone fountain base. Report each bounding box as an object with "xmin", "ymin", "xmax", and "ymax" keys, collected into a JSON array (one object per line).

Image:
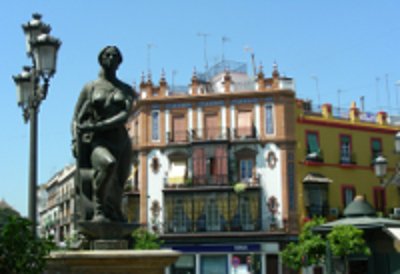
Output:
[{"xmin": 45, "ymin": 249, "xmax": 180, "ymax": 274}]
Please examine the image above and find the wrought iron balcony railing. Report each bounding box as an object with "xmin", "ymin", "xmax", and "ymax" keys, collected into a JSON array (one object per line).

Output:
[
  {"xmin": 232, "ymin": 126, "xmax": 257, "ymax": 140},
  {"xmin": 167, "ymin": 130, "xmax": 190, "ymax": 143},
  {"xmin": 163, "ymin": 188, "xmax": 261, "ymax": 233},
  {"xmin": 192, "ymin": 175, "xmax": 229, "ymax": 186},
  {"xmin": 306, "ymin": 205, "xmax": 330, "ymax": 218},
  {"xmin": 191, "ymin": 127, "xmax": 230, "ymax": 142}
]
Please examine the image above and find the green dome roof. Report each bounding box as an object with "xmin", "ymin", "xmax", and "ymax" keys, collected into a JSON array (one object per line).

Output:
[{"xmin": 343, "ymin": 196, "xmax": 377, "ymax": 217}]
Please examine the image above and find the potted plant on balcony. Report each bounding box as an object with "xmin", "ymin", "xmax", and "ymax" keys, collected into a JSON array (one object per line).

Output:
[
  {"xmin": 233, "ymin": 182, "xmax": 247, "ymax": 194},
  {"xmin": 184, "ymin": 177, "xmax": 193, "ymax": 187}
]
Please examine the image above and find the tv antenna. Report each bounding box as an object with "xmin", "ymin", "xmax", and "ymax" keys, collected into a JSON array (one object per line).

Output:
[
  {"xmin": 376, "ymin": 77, "xmax": 381, "ymax": 110},
  {"xmin": 395, "ymin": 80, "xmax": 400, "ymax": 110},
  {"xmin": 311, "ymin": 75, "xmax": 320, "ymax": 106},
  {"xmin": 171, "ymin": 70, "xmax": 177, "ymax": 89},
  {"xmin": 197, "ymin": 32, "xmax": 210, "ymax": 71},
  {"xmin": 337, "ymin": 89, "xmax": 345, "ymax": 111},
  {"xmin": 147, "ymin": 43, "xmax": 156, "ymax": 73},
  {"xmin": 221, "ymin": 36, "xmax": 230, "ymax": 62},
  {"xmin": 244, "ymin": 46, "xmax": 256, "ymax": 76}
]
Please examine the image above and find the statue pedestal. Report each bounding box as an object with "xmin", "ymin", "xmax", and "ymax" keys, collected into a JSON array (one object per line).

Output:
[
  {"xmin": 45, "ymin": 250, "xmax": 180, "ymax": 274},
  {"xmin": 78, "ymin": 221, "xmax": 139, "ymax": 240}
]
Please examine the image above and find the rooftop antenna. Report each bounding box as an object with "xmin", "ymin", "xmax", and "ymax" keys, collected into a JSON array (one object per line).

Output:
[
  {"xmin": 221, "ymin": 36, "xmax": 230, "ymax": 62},
  {"xmin": 337, "ymin": 89, "xmax": 344, "ymax": 112},
  {"xmin": 171, "ymin": 70, "xmax": 177, "ymax": 89},
  {"xmin": 147, "ymin": 43, "xmax": 156, "ymax": 73},
  {"xmin": 395, "ymin": 80, "xmax": 400, "ymax": 111},
  {"xmin": 197, "ymin": 32, "xmax": 210, "ymax": 71},
  {"xmin": 376, "ymin": 77, "xmax": 381, "ymax": 110},
  {"xmin": 385, "ymin": 73, "xmax": 391, "ymax": 112},
  {"xmin": 244, "ymin": 46, "xmax": 256, "ymax": 76},
  {"xmin": 360, "ymin": 96, "xmax": 365, "ymax": 112},
  {"xmin": 311, "ymin": 75, "xmax": 320, "ymax": 106}
]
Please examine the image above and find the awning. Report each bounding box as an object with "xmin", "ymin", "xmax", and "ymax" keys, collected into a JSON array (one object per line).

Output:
[
  {"xmin": 303, "ymin": 173, "xmax": 333, "ymax": 184},
  {"xmin": 384, "ymin": 227, "xmax": 400, "ymax": 252},
  {"xmin": 385, "ymin": 227, "xmax": 400, "ymax": 241},
  {"xmin": 389, "ymin": 173, "xmax": 400, "ymax": 187}
]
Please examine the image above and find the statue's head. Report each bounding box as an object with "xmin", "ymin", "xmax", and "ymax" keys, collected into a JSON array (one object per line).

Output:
[{"xmin": 98, "ymin": 46, "xmax": 123, "ymax": 70}]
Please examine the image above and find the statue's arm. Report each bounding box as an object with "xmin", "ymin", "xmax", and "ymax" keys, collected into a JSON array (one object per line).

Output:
[
  {"xmin": 71, "ymin": 85, "xmax": 91, "ymax": 156},
  {"xmin": 90, "ymin": 96, "xmax": 132, "ymax": 131},
  {"xmin": 73, "ymin": 85, "xmax": 91, "ymax": 124}
]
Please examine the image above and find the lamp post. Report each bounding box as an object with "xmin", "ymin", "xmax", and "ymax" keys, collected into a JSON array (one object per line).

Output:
[
  {"xmin": 373, "ymin": 132, "xmax": 400, "ymax": 187},
  {"xmin": 12, "ymin": 13, "xmax": 61, "ymax": 236}
]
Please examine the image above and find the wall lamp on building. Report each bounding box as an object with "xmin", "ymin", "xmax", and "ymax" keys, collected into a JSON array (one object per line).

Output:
[
  {"xmin": 374, "ymin": 132, "xmax": 400, "ymax": 187},
  {"xmin": 12, "ymin": 13, "xmax": 61, "ymax": 236}
]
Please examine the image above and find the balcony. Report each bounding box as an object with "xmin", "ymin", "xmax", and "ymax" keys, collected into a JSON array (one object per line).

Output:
[
  {"xmin": 192, "ymin": 175, "xmax": 229, "ymax": 186},
  {"xmin": 339, "ymin": 152, "xmax": 357, "ymax": 166},
  {"xmin": 231, "ymin": 126, "xmax": 257, "ymax": 141},
  {"xmin": 164, "ymin": 175, "xmax": 229, "ymax": 188},
  {"xmin": 306, "ymin": 205, "xmax": 330, "ymax": 218},
  {"xmin": 163, "ymin": 186, "xmax": 261, "ymax": 233},
  {"xmin": 167, "ymin": 130, "xmax": 190, "ymax": 144},
  {"xmin": 191, "ymin": 127, "xmax": 230, "ymax": 142},
  {"xmin": 304, "ymin": 149, "xmax": 324, "ymax": 164},
  {"xmin": 131, "ymin": 126, "xmax": 261, "ymax": 147}
]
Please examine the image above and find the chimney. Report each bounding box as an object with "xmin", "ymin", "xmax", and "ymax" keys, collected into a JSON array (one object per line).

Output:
[
  {"xmin": 321, "ymin": 104, "xmax": 332, "ymax": 119},
  {"xmin": 349, "ymin": 101, "xmax": 360, "ymax": 123}
]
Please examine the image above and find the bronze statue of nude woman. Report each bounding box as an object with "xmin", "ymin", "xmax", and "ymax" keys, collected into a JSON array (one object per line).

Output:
[{"xmin": 72, "ymin": 46, "xmax": 136, "ymax": 223}]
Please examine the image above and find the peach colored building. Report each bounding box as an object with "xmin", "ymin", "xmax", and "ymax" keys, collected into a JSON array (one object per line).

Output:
[{"xmin": 128, "ymin": 60, "xmax": 297, "ymax": 274}]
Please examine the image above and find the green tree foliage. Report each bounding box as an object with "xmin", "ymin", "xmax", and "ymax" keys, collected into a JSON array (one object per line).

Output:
[
  {"xmin": 282, "ymin": 218, "xmax": 372, "ymax": 272},
  {"xmin": 0, "ymin": 207, "xmax": 20, "ymax": 225},
  {"xmin": 132, "ymin": 228, "xmax": 164, "ymax": 250},
  {"xmin": 281, "ymin": 217, "xmax": 326, "ymax": 270},
  {"xmin": 327, "ymin": 225, "xmax": 371, "ymax": 274},
  {"xmin": 327, "ymin": 225, "xmax": 371, "ymax": 258},
  {"xmin": 0, "ymin": 216, "xmax": 54, "ymax": 274}
]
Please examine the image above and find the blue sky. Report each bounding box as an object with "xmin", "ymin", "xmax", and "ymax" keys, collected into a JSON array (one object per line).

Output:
[{"xmin": 1, "ymin": 1, "xmax": 399, "ymax": 216}]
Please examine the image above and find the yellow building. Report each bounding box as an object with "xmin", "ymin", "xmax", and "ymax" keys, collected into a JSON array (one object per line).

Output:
[{"xmin": 296, "ymin": 100, "xmax": 400, "ymax": 224}]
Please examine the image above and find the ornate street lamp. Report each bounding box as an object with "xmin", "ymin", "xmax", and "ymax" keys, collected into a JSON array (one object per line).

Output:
[
  {"xmin": 374, "ymin": 155, "xmax": 388, "ymax": 181},
  {"xmin": 395, "ymin": 132, "xmax": 400, "ymax": 154},
  {"xmin": 373, "ymin": 132, "xmax": 400, "ymax": 187},
  {"xmin": 12, "ymin": 13, "xmax": 61, "ymax": 236}
]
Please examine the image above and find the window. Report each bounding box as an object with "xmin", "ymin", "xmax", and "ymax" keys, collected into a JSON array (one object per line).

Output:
[
  {"xmin": 208, "ymin": 157, "xmax": 216, "ymax": 176},
  {"xmin": 168, "ymin": 160, "xmax": 186, "ymax": 185},
  {"xmin": 193, "ymin": 148, "xmax": 206, "ymax": 185},
  {"xmin": 373, "ymin": 187, "xmax": 386, "ymax": 212},
  {"xmin": 170, "ymin": 255, "xmax": 196, "ymax": 274},
  {"xmin": 151, "ymin": 111, "xmax": 160, "ymax": 141},
  {"xmin": 172, "ymin": 115, "xmax": 186, "ymax": 142},
  {"xmin": 305, "ymin": 184, "xmax": 328, "ymax": 217},
  {"xmin": 240, "ymin": 159, "xmax": 253, "ymax": 182},
  {"xmin": 232, "ymin": 254, "xmax": 262, "ymax": 274},
  {"xmin": 206, "ymin": 198, "xmax": 221, "ymax": 231},
  {"xmin": 341, "ymin": 185, "xmax": 356, "ymax": 208},
  {"xmin": 371, "ymin": 138, "xmax": 382, "ymax": 161},
  {"xmin": 239, "ymin": 197, "xmax": 253, "ymax": 230},
  {"xmin": 172, "ymin": 199, "xmax": 188, "ymax": 232},
  {"xmin": 306, "ymin": 131, "xmax": 320, "ymax": 155},
  {"xmin": 265, "ymin": 104, "xmax": 274, "ymax": 134},
  {"xmin": 133, "ymin": 120, "xmax": 139, "ymax": 144},
  {"xmin": 201, "ymin": 255, "xmax": 227, "ymax": 274},
  {"xmin": 204, "ymin": 114, "xmax": 219, "ymax": 139},
  {"xmin": 237, "ymin": 110, "xmax": 252, "ymax": 137},
  {"xmin": 340, "ymin": 134, "xmax": 352, "ymax": 163},
  {"xmin": 306, "ymin": 131, "xmax": 321, "ymax": 161},
  {"xmin": 214, "ymin": 146, "xmax": 228, "ymax": 184},
  {"xmin": 266, "ymin": 255, "xmax": 279, "ymax": 274}
]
